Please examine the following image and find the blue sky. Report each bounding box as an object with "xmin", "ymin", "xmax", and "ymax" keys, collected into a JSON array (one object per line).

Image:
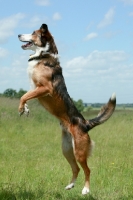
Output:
[{"xmin": 0, "ymin": 0, "xmax": 133, "ymax": 103}]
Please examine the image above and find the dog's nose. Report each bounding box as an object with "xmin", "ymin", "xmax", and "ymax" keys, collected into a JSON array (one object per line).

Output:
[{"xmin": 18, "ymin": 34, "xmax": 21, "ymax": 38}]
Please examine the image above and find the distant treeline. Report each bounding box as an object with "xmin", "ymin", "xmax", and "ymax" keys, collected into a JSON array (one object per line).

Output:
[
  {"xmin": 0, "ymin": 88, "xmax": 133, "ymax": 111},
  {"xmin": 91, "ymin": 103, "xmax": 133, "ymax": 108},
  {"xmin": 0, "ymin": 88, "xmax": 85, "ymax": 112},
  {"xmin": 0, "ymin": 88, "xmax": 27, "ymax": 99}
]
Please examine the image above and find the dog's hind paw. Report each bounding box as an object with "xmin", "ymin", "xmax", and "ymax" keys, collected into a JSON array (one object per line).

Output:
[
  {"xmin": 65, "ymin": 183, "xmax": 74, "ymax": 190},
  {"xmin": 82, "ymin": 187, "xmax": 90, "ymax": 195},
  {"xmin": 19, "ymin": 104, "xmax": 29, "ymax": 117}
]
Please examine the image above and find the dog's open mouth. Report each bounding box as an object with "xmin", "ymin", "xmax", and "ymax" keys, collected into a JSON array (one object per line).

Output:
[{"xmin": 21, "ymin": 41, "xmax": 33, "ymax": 49}]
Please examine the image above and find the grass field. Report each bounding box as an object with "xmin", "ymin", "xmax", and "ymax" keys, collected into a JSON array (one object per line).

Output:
[{"xmin": 0, "ymin": 97, "xmax": 133, "ymax": 200}]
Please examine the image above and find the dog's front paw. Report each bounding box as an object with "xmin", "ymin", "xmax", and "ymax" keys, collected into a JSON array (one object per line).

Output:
[
  {"xmin": 19, "ymin": 107, "xmax": 24, "ymax": 116},
  {"xmin": 24, "ymin": 103, "xmax": 29, "ymax": 117},
  {"xmin": 19, "ymin": 104, "xmax": 29, "ymax": 117}
]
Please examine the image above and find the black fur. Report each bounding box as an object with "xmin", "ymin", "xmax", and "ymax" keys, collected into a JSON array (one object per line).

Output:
[
  {"xmin": 44, "ymin": 55, "xmax": 88, "ymax": 132},
  {"xmin": 40, "ymin": 24, "xmax": 48, "ymax": 32}
]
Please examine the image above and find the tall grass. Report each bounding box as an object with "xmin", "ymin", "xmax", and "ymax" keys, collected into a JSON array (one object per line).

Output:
[{"xmin": 0, "ymin": 97, "xmax": 133, "ymax": 200}]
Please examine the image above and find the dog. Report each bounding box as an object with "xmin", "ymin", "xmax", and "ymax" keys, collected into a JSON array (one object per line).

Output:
[{"xmin": 18, "ymin": 24, "xmax": 116, "ymax": 195}]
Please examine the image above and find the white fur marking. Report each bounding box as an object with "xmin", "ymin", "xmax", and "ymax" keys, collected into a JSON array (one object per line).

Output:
[
  {"xmin": 72, "ymin": 137, "xmax": 75, "ymax": 151},
  {"xmin": 65, "ymin": 183, "xmax": 74, "ymax": 190},
  {"xmin": 19, "ymin": 103, "xmax": 29, "ymax": 116},
  {"xmin": 29, "ymin": 42, "xmax": 50, "ymax": 59},
  {"xmin": 27, "ymin": 60, "xmax": 38, "ymax": 89},
  {"xmin": 24, "ymin": 104, "xmax": 29, "ymax": 116},
  {"xmin": 111, "ymin": 93, "xmax": 116, "ymax": 101},
  {"xmin": 20, "ymin": 34, "xmax": 32, "ymax": 41},
  {"xmin": 82, "ymin": 186, "xmax": 90, "ymax": 195}
]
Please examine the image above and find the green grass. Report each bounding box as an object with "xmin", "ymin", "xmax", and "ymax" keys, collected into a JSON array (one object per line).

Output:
[{"xmin": 0, "ymin": 97, "xmax": 133, "ymax": 200}]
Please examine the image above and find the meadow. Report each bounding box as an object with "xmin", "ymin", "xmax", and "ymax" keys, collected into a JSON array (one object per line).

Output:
[{"xmin": 0, "ymin": 97, "xmax": 133, "ymax": 200}]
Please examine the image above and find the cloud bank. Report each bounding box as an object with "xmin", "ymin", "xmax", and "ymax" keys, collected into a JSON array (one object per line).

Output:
[
  {"xmin": 0, "ymin": 13, "xmax": 25, "ymax": 44},
  {"xmin": 98, "ymin": 7, "xmax": 115, "ymax": 28}
]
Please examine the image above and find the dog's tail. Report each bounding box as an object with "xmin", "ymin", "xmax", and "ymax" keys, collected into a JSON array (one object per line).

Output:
[{"xmin": 86, "ymin": 93, "xmax": 116, "ymax": 131}]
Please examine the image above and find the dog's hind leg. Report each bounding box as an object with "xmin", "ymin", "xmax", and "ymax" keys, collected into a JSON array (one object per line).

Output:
[
  {"xmin": 79, "ymin": 160, "xmax": 90, "ymax": 195},
  {"xmin": 62, "ymin": 130, "xmax": 80, "ymax": 190},
  {"xmin": 72, "ymin": 131, "xmax": 91, "ymax": 195}
]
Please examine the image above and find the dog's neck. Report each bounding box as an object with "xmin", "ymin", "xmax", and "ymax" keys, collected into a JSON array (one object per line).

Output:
[
  {"xmin": 29, "ymin": 42, "xmax": 50, "ymax": 60},
  {"xmin": 28, "ymin": 52, "xmax": 58, "ymax": 62},
  {"xmin": 28, "ymin": 52, "xmax": 49, "ymax": 62},
  {"xmin": 28, "ymin": 42, "xmax": 58, "ymax": 62}
]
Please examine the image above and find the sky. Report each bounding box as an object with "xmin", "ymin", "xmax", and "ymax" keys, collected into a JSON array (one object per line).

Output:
[{"xmin": 0, "ymin": 0, "xmax": 133, "ymax": 103}]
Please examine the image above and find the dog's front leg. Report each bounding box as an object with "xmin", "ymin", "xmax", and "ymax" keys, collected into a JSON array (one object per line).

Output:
[{"xmin": 19, "ymin": 86, "xmax": 50, "ymax": 115}]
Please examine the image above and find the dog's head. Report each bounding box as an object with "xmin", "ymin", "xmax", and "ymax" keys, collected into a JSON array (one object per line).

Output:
[{"xmin": 18, "ymin": 24, "xmax": 58, "ymax": 54}]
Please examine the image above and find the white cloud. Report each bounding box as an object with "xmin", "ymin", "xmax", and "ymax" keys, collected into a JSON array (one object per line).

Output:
[
  {"xmin": 0, "ymin": 13, "xmax": 25, "ymax": 43},
  {"xmin": 104, "ymin": 31, "xmax": 119, "ymax": 39},
  {"xmin": 29, "ymin": 16, "xmax": 41, "ymax": 27},
  {"xmin": 65, "ymin": 50, "xmax": 128, "ymax": 71},
  {"xmin": 86, "ymin": 21, "xmax": 94, "ymax": 30},
  {"xmin": 0, "ymin": 65, "xmax": 28, "ymax": 92},
  {"xmin": 0, "ymin": 50, "xmax": 132, "ymax": 103},
  {"xmin": 53, "ymin": 12, "xmax": 61, "ymax": 21},
  {"xmin": 35, "ymin": 0, "xmax": 50, "ymax": 6},
  {"xmin": 120, "ymin": 0, "xmax": 133, "ymax": 5},
  {"xmin": 84, "ymin": 32, "xmax": 98, "ymax": 41},
  {"xmin": 129, "ymin": 12, "xmax": 133, "ymax": 16},
  {"xmin": 0, "ymin": 53, "xmax": 30, "ymax": 93},
  {"xmin": 63, "ymin": 50, "xmax": 133, "ymax": 103},
  {"xmin": 0, "ymin": 48, "xmax": 8, "ymax": 58},
  {"xmin": 27, "ymin": 15, "xmax": 49, "ymax": 28},
  {"xmin": 98, "ymin": 7, "xmax": 115, "ymax": 28}
]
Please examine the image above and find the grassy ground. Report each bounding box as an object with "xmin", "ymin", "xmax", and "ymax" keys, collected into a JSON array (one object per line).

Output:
[{"xmin": 0, "ymin": 97, "xmax": 133, "ymax": 200}]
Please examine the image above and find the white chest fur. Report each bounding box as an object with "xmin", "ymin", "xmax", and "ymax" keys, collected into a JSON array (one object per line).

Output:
[{"xmin": 27, "ymin": 60, "xmax": 39, "ymax": 89}]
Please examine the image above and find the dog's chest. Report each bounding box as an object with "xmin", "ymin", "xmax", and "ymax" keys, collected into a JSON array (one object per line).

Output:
[
  {"xmin": 27, "ymin": 60, "xmax": 38, "ymax": 75},
  {"xmin": 27, "ymin": 60, "xmax": 39, "ymax": 89}
]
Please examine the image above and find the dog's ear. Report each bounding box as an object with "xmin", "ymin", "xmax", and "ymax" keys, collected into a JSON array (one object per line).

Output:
[
  {"xmin": 40, "ymin": 24, "xmax": 48, "ymax": 35},
  {"xmin": 40, "ymin": 23, "xmax": 58, "ymax": 54}
]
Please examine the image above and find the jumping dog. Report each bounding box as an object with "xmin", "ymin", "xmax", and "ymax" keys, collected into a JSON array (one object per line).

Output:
[{"xmin": 18, "ymin": 24, "xmax": 116, "ymax": 195}]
